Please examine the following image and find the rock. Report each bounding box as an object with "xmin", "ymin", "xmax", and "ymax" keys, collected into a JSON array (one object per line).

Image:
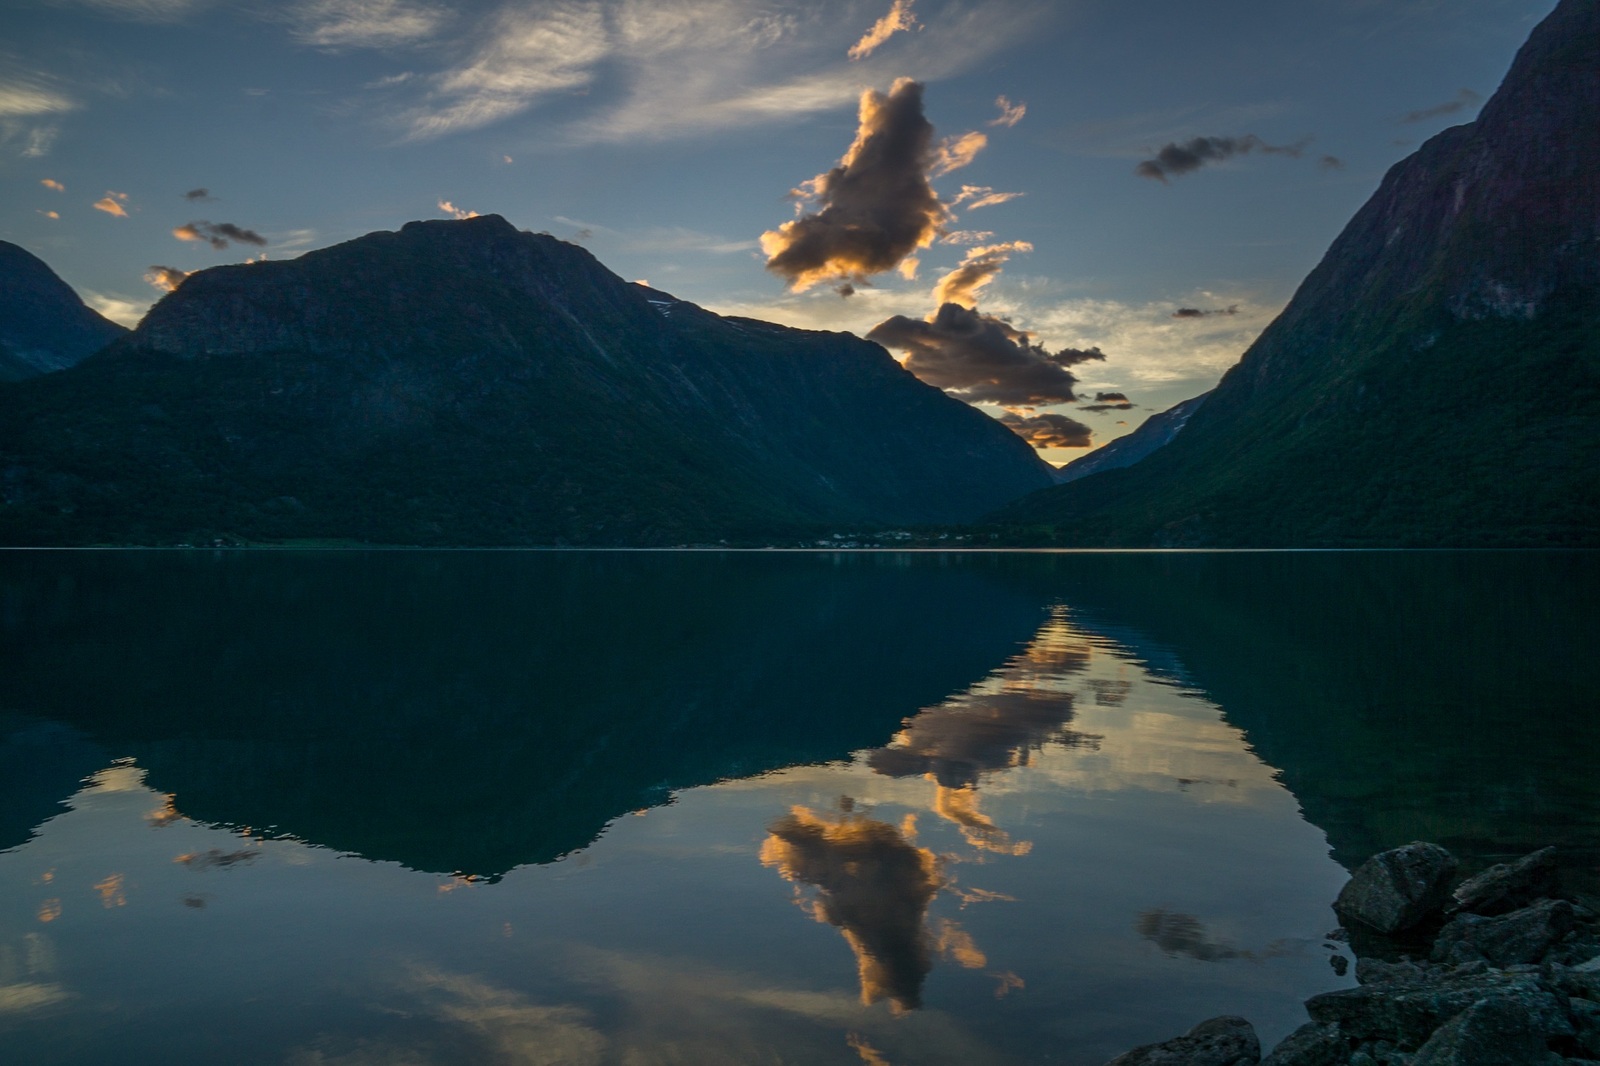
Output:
[
  {"xmin": 1306, "ymin": 972, "xmax": 1569, "ymax": 1049},
  {"xmin": 1260, "ymin": 1022, "xmax": 1348, "ymax": 1066},
  {"xmin": 1432, "ymin": 899, "xmax": 1576, "ymax": 968},
  {"xmin": 1335, "ymin": 843, "xmax": 1460, "ymax": 935},
  {"xmin": 1451, "ymin": 848, "xmax": 1559, "ymax": 917},
  {"xmin": 1410, "ymin": 995, "xmax": 1553, "ymax": 1065},
  {"xmin": 1570, "ymin": 997, "xmax": 1600, "ymax": 1058},
  {"xmin": 1357, "ymin": 958, "xmax": 1433, "ymax": 986},
  {"xmin": 1105, "ymin": 1016, "xmax": 1261, "ymax": 1066}
]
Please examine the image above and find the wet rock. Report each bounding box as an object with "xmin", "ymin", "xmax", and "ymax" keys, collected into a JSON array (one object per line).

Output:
[
  {"xmin": 1432, "ymin": 899, "xmax": 1576, "ymax": 968},
  {"xmin": 1450, "ymin": 848, "xmax": 1559, "ymax": 917},
  {"xmin": 1260, "ymin": 1022, "xmax": 1348, "ymax": 1066},
  {"xmin": 1105, "ymin": 1016, "xmax": 1261, "ymax": 1066},
  {"xmin": 1305, "ymin": 972, "xmax": 1568, "ymax": 1049},
  {"xmin": 1335, "ymin": 843, "xmax": 1459, "ymax": 935},
  {"xmin": 1409, "ymin": 995, "xmax": 1552, "ymax": 1065},
  {"xmin": 1356, "ymin": 958, "xmax": 1433, "ymax": 986},
  {"xmin": 1571, "ymin": 997, "xmax": 1600, "ymax": 1058}
]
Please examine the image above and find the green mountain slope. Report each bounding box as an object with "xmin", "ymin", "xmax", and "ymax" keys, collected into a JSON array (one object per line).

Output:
[
  {"xmin": 992, "ymin": 0, "xmax": 1600, "ymax": 547},
  {"xmin": 0, "ymin": 217, "xmax": 1053, "ymax": 546}
]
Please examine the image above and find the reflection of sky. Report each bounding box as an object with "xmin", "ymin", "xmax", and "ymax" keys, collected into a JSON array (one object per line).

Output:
[{"xmin": 0, "ymin": 609, "xmax": 1353, "ymax": 1065}]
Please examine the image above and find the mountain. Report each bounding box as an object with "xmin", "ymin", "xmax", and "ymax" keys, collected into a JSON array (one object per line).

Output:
[
  {"xmin": 0, "ymin": 216, "xmax": 1053, "ymax": 546},
  {"xmin": 0, "ymin": 240, "xmax": 127, "ymax": 382},
  {"xmin": 994, "ymin": 0, "xmax": 1600, "ymax": 547},
  {"xmin": 1052, "ymin": 392, "xmax": 1208, "ymax": 484}
]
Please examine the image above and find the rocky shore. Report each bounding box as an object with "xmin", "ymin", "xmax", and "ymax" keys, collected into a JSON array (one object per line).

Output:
[{"xmin": 1106, "ymin": 844, "xmax": 1600, "ymax": 1066}]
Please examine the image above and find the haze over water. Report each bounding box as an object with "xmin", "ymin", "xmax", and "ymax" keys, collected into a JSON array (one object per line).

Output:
[{"xmin": 1, "ymin": 550, "xmax": 1596, "ymax": 1065}]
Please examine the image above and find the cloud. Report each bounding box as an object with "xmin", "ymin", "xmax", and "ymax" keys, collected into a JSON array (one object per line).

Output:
[
  {"xmin": 939, "ymin": 229, "xmax": 995, "ymax": 245},
  {"xmin": 761, "ymin": 78, "xmax": 949, "ymax": 292},
  {"xmin": 1135, "ymin": 134, "xmax": 1309, "ymax": 182},
  {"xmin": 173, "ymin": 220, "xmax": 268, "ymax": 248},
  {"xmin": 37, "ymin": 210, "xmax": 60, "ymax": 220},
  {"xmin": 931, "ymin": 241, "xmax": 1033, "ymax": 308},
  {"xmin": 1171, "ymin": 305, "xmax": 1238, "ymax": 319},
  {"xmin": 1080, "ymin": 391, "xmax": 1134, "ymax": 413},
  {"xmin": 866, "ymin": 302, "xmax": 1099, "ymax": 407},
  {"xmin": 1319, "ymin": 155, "xmax": 1344, "ymax": 170},
  {"xmin": 989, "ymin": 94, "xmax": 1025, "ymax": 128},
  {"xmin": 40, "ymin": 178, "xmax": 65, "ymax": 192},
  {"xmin": 997, "ymin": 411, "xmax": 1092, "ymax": 449},
  {"xmin": 760, "ymin": 806, "xmax": 942, "ymax": 1011},
  {"xmin": 437, "ymin": 199, "xmax": 478, "ymax": 219},
  {"xmin": 402, "ymin": 4, "xmax": 608, "ymax": 139},
  {"xmin": 931, "ymin": 130, "xmax": 986, "ymax": 177},
  {"xmin": 867, "ymin": 687, "xmax": 1095, "ymax": 788},
  {"xmin": 289, "ymin": 0, "xmax": 451, "ymax": 48},
  {"xmin": 0, "ymin": 82, "xmax": 76, "ymax": 117},
  {"xmin": 950, "ymin": 185, "xmax": 1023, "ymax": 211},
  {"xmin": 1401, "ymin": 88, "xmax": 1481, "ymax": 124},
  {"xmin": 83, "ymin": 292, "xmax": 150, "ymax": 327},
  {"xmin": 848, "ymin": 0, "xmax": 917, "ymax": 61},
  {"xmin": 144, "ymin": 265, "xmax": 191, "ymax": 292},
  {"xmin": 51, "ymin": 0, "xmax": 206, "ymax": 20},
  {"xmin": 182, "ymin": 187, "xmax": 213, "ymax": 201},
  {"xmin": 93, "ymin": 192, "xmax": 129, "ymax": 217}
]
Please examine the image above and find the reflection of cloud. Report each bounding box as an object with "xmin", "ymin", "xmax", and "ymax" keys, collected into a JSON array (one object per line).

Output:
[
  {"xmin": 932, "ymin": 785, "xmax": 1031, "ymax": 855},
  {"xmin": 410, "ymin": 968, "xmax": 606, "ymax": 1064},
  {"xmin": 760, "ymin": 806, "xmax": 942, "ymax": 1012},
  {"xmin": 1086, "ymin": 679, "xmax": 1132, "ymax": 706},
  {"xmin": 174, "ymin": 848, "xmax": 259, "ymax": 870},
  {"xmin": 848, "ymin": 0, "xmax": 917, "ymax": 61},
  {"xmin": 1136, "ymin": 909, "xmax": 1244, "ymax": 961}
]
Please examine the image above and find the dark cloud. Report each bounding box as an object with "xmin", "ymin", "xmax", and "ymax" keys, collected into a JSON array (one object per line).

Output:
[
  {"xmin": 144, "ymin": 264, "xmax": 191, "ymax": 292},
  {"xmin": 762, "ymin": 78, "xmax": 949, "ymax": 291},
  {"xmin": 1136, "ymin": 909, "xmax": 1245, "ymax": 962},
  {"xmin": 173, "ymin": 220, "xmax": 267, "ymax": 250},
  {"xmin": 1136, "ymin": 134, "xmax": 1310, "ymax": 182},
  {"xmin": 1320, "ymin": 155, "xmax": 1345, "ymax": 170},
  {"xmin": 835, "ymin": 282, "xmax": 857, "ymax": 298},
  {"xmin": 182, "ymin": 188, "xmax": 214, "ymax": 201},
  {"xmin": 998, "ymin": 411, "xmax": 1093, "ymax": 449},
  {"xmin": 760, "ymin": 807, "xmax": 941, "ymax": 1011},
  {"xmin": 1401, "ymin": 89, "xmax": 1481, "ymax": 124},
  {"xmin": 867, "ymin": 302, "xmax": 1103, "ymax": 406},
  {"xmin": 1172, "ymin": 305, "xmax": 1238, "ymax": 319},
  {"xmin": 1080, "ymin": 391, "xmax": 1134, "ymax": 413}
]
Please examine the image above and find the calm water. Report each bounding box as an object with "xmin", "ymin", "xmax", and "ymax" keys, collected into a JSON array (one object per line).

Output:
[{"xmin": 1, "ymin": 550, "xmax": 1596, "ymax": 1065}]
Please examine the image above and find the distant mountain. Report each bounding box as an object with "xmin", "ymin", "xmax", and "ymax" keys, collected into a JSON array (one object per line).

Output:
[
  {"xmin": 994, "ymin": 0, "xmax": 1599, "ymax": 547},
  {"xmin": 0, "ymin": 216, "xmax": 1053, "ymax": 545},
  {"xmin": 1052, "ymin": 392, "xmax": 1208, "ymax": 484},
  {"xmin": 0, "ymin": 240, "xmax": 127, "ymax": 382}
]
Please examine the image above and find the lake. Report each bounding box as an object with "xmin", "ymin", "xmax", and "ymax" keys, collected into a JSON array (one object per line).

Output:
[{"xmin": 2, "ymin": 550, "xmax": 1596, "ymax": 1065}]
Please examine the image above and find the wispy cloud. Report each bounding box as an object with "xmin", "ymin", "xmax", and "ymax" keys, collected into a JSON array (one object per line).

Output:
[
  {"xmin": 932, "ymin": 241, "xmax": 1032, "ymax": 308},
  {"xmin": 0, "ymin": 81, "xmax": 76, "ymax": 117},
  {"xmin": 37, "ymin": 209, "xmax": 60, "ymax": 220},
  {"xmin": 1135, "ymin": 134, "xmax": 1311, "ymax": 182},
  {"xmin": 173, "ymin": 220, "xmax": 267, "ymax": 248},
  {"xmin": 950, "ymin": 185, "xmax": 1023, "ymax": 211},
  {"xmin": 931, "ymin": 130, "xmax": 986, "ymax": 176},
  {"xmin": 1171, "ymin": 305, "xmax": 1238, "ymax": 319},
  {"xmin": 93, "ymin": 191, "xmax": 130, "ymax": 217},
  {"xmin": 182, "ymin": 187, "xmax": 214, "ymax": 201},
  {"xmin": 402, "ymin": 3, "xmax": 608, "ymax": 140},
  {"xmin": 1401, "ymin": 88, "xmax": 1480, "ymax": 124},
  {"xmin": 51, "ymin": 0, "xmax": 207, "ymax": 21},
  {"xmin": 989, "ymin": 94, "xmax": 1025, "ymax": 127},
  {"xmin": 41, "ymin": 178, "xmax": 66, "ymax": 192},
  {"xmin": 437, "ymin": 199, "xmax": 478, "ymax": 219},
  {"xmin": 848, "ymin": 0, "xmax": 918, "ymax": 61},
  {"xmin": 289, "ymin": 0, "xmax": 452, "ymax": 49},
  {"xmin": 83, "ymin": 292, "xmax": 150, "ymax": 327}
]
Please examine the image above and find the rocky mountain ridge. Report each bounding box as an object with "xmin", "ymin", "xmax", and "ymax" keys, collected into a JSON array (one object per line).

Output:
[{"xmin": 0, "ymin": 240, "xmax": 126, "ymax": 382}]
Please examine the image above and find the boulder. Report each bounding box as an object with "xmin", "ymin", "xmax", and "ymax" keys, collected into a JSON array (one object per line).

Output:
[
  {"xmin": 1259, "ymin": 1022, "xmax": 1349, "ymax": 1066},
  {"xmin": 1305, "ymin": 972, "xmax": 1568, "ymax": 1049},
  {"xmin": 1105, "ymin": 1016, "xmax": 1261, "ymax": 1066},
  {"xmin": 1334, "ymin": 843, "xmax": 1459, "ymax": 935},
  {"xmin": 1410, "ymin": 995, "xmax": 1554, "ymax": 1065},
  {"xmin": 1450, "ymin": 848, "xmax": 1559, "ymax": 917},
  {"xmin": 1431, "ymin": 899, "xmax": 1575, "ymax": 968}
]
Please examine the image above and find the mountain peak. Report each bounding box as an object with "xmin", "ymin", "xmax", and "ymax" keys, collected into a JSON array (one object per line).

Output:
[{"xmin": 0, "ymin": 239, "xmax": 127, "ymax": 381}]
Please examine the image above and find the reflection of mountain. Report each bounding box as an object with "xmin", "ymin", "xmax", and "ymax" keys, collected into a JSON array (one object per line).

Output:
[
  {"xmin": 0, "ymin": 717, "xmax": 108, "ymax": 854},
  {"xmin": 0, "ymin": 551, "xmax": 1046, "ymax": 873},
  {"xmin": 998, "ymin": 552, "xmax": 1600, "ymax": 877}
]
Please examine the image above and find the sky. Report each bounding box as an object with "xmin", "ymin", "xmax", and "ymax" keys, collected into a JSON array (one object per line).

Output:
[{"xmin": 0, "ymin": 0, "xmax": 1557, "ymax": 462}]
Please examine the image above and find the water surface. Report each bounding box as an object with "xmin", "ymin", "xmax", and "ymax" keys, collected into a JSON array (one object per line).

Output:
[{"xmin": 1, "ymin": 550, "xmax": 1595, "ymax": 1064}]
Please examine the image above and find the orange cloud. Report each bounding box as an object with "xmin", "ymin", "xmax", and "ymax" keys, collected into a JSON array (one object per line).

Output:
[
  {"xmin": 438, "ymin": 199, "xmax": 479, "ymax": 220},
  {"xmin": 93, "ymin": 192, "xmax": 129, "ymax": 217},
  {"xmin": 951, "ymin": 185, "xmax": 1024, "ymax": 211},
  {"xmin": 144, "ymin": 265, "xmax": 191, "ymax": 292},
  {"xmin": 37, "ymin": 209, "xmax": 59, "ymax": 220},
  {"xmin": 989, "ymin": 95, "xmax": 1026, "ymax": 128},
  {"xmin": 932, "ymin": 240, "xmax": 1032, "ymax": 308},
  {"xmin": 931, "ymin": 130, "xmax": 986, "ymax": 177},
  {"xmin": 848, "ymin": 0, "xmax": 918, "ymax": 61},
  {"xmin": 762, "ymin": 79, "xmax": 949, "ymax": 291},
  {"xmin": 999, "ymin": 410, "xmax": 1093, "ymax": 449},
  {"xmin": 40, "ymin": 178, "xmax": 64, "ymax": 192}
]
